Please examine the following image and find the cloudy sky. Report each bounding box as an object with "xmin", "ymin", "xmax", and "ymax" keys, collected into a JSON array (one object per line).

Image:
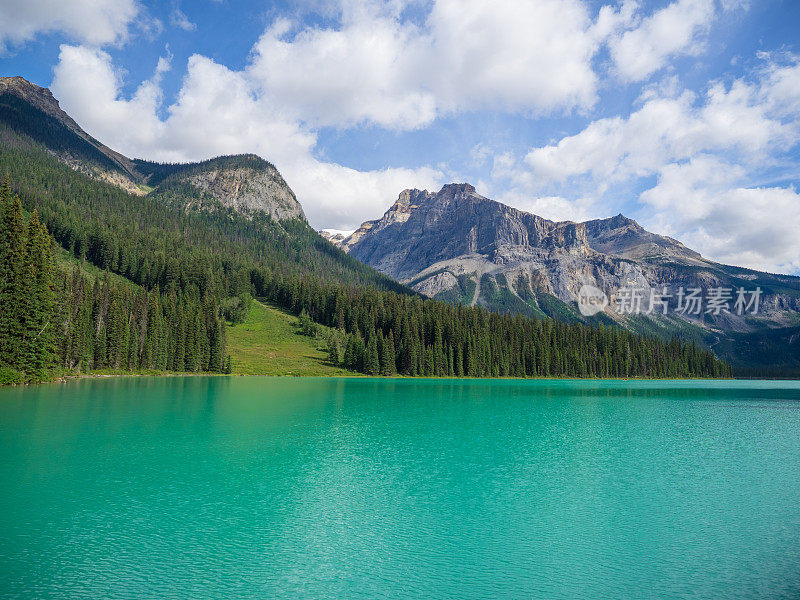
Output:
[{"xmin": 1, "ymin": 0, "xmax": 799, "ymax": 273}]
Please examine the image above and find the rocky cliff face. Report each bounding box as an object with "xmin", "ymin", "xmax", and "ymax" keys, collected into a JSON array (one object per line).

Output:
[
  {"xmin": 340, "ymin": 184, "xmax": 800, "ymax": 351},
  {"xmin": 319, "ymin": 230, "xmax": 348, "ymax": 244},
  {"xmin": 0, "ymin": 76, "xmax": 305, "ymax": 222},
  {"xmin": 342, "ymin": 183, "xmax": 589, "ymax": 282},
  {"xmin": 180, "ymin": 160, "xmax": 304, "ymax": 221}
]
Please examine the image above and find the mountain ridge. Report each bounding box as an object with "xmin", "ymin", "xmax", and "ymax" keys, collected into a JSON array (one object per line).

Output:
[
  {"xmin": 337, "ymin": 183, "xmax": 800, "ymax": 372},
  {"xmin": 0, "ymin": 76, "xmax": 140, "ymax": 180},
  {"xmin": 341, "ymin": 184, "xmax": 701, "ymax": 266}
]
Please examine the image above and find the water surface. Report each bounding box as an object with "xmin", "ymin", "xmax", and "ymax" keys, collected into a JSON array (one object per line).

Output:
[{"xmin": 2, "ymin": 377, "xmax": 800, "ymax": 599}]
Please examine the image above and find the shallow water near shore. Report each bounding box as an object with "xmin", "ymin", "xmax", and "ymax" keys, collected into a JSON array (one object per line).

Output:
[{"xmin": 2, "ymin": 377, "xmax": 800, "ymax": 599}]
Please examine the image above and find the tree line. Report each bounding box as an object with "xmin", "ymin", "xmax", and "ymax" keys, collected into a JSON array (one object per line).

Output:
[
  {"xmin": 0, "ymin": 177, "xmax": 227, "ymax": 383},
  {"xmin": 266, "ymin": 275, "xmax": 730, "ymax": 378}
]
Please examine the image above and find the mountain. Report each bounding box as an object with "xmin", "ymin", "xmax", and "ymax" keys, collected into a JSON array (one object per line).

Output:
[
  {"xmin": 0, "ymin": 75, "xmax": 406, "ymax": 289},
  {"xmin": 582, "ymin": 213, "xmax": 700, "ymax": 261},
  {"xmin": 339, "ymin": 183, "xmax": 800, "ymax": 374},
  {"xmin": 0, "ymin": 75, "xmax": 726, "ymax": 381},
  {"xmin": 0, "ymin": 76, "xmax": 142, "ymax": 190},
  {"xmin": 0, "ymin": 76, "xmax": 304, "ymax": 221},
  {"xmin": 133, "ymin": 154, "xmax": 306, "ymax": 222}
]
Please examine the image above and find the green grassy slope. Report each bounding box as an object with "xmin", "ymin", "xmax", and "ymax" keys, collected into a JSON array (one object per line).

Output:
[{"xmin": 227, "ymin": 300, "xmax": 355, "ymax": 376}]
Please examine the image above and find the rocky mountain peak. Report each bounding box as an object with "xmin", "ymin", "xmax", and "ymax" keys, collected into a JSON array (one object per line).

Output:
[
  {"xmin": 0, "ymin": 76, "xmax": 61, "ymax": 118},
  {"xmin": 177, "ymin": 156, "xmax": 306, "ymax": 221},
  {"xmin": 606, "ymin": 213, "xmax": 637, "ymax": 227},
  {"xmin": 1, "ymin": 75, "xmax": 142, "ymax": 186},
  {"xmin": 340, "ymin": 182, "xmax": 595, "ymax": 281},
  {"xmin": 438, "ymin": 182, "xmax": 477, "ymax": 198},
  {"xmin": 584, "ymin": 213, "xmax": 700, "ymax": 260},
  {"xmin": 395, "ymin": 188, "xmax": 432, "ymax": 207}
]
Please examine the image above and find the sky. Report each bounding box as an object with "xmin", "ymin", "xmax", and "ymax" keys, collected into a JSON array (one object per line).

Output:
[{"xmin": 1, "ymin": 0, "xmax": 799, "ymax": 274}]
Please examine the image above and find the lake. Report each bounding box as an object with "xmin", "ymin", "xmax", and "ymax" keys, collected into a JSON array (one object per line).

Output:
[{"xmin": 1, "ymin": 377, "xmax": 799, "ymax": 599}]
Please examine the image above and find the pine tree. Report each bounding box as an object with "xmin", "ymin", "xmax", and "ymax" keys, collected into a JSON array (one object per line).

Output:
[
  {"xmin": 106, "ymin": 290, "xmax": 125, "ymax": 369},
  {"xmin": 381, "ymin": 330, "xmax": 396, "ymax": 375},
  {"xmin": 20, "ymin": 212, "xmax": 54, "ymax": 374},
  {"xmin": 172, "ymin": 302, "xmax": 186, "ymax": 372},
  {"xmin": 208, "ymin": 311, "xmax": 224, "ymax": 373},
  {"xmin": 143, "ymin": 289, "xmax": 160, "ymax": 369},
  {"xmin": 184, "ymin": 305, "xmax": 199, "ymax": 372},
  {"xmin": 365, "ymin": 335, "xmax": 380, "ymax": 375},
  {"xmin": 0, "ymin": 187, "xmax": 26, "ymax": 368}
]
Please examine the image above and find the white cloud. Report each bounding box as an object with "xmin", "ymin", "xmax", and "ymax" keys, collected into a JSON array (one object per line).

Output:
[
  {"xmin": 289, "ymin": 159, "xmax": 442, "ymax": 230},
  {"xmin": 246, "ymin": 0, "xmax": 730, "ymax": 129},
  {"xmin": 248, "ymin": 0, "xmax": 603, "ymax": 130},
  {"xmin": 760, "ymin": 54, "xmax": 800, "ymax": 116},
  {"xmin": 169, "ymin": 7, "xmax": 196, "ymax": 32},
  {"xmin": 249, "ymin": 15, "xmax": 436, "ymax": 130},
  {"xmin": 522, "ymin": 69, "xmax": 794, "ymax": 186},
  {"xmin": 591, "ymin": 0, "xmax": 638, "ymax": 40},
  {"xmin": 484, "ymin": 152, "xmax": 597, "ymax": 222},
  {"xmin": 641, "ymin": 157, "xmax": 800, "ymax": 273},
  {"xmin": 609, "ymin": 0, "xmax": 716, "ymax": 82},
  {"xmin": 0, "ymin": 0, "xmax": 140, "ymax": 51},
  {"xmin": 50, "ymin": 44, "xmax": 441, "ymax": 230},
  {"xmin": 497, "ymin": 57, "xmax": 800, "ymax": 272},
  {"xmin": 501, "ymin": 192, "xmax": 596, "ymax": 223},
  {"xmin": 426, "ymin": 0, "xmax": 601, "ymax": 114},
  {"xmin": 52, "ymin": 45, "xmax": 170, "ymax": 153}
]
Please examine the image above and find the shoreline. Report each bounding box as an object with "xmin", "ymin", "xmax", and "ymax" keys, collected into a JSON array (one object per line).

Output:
[{"xmin": 3, "ymin": 371, "xmax": 793, "ymax": 388}]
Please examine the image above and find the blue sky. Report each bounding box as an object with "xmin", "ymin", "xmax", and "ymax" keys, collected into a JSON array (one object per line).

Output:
[{"xmin": 1, "ymin": 0, "xmax": 799, "ymax": 273}]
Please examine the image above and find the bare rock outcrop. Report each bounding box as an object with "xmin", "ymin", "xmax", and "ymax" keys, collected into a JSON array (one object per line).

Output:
[{"xmin": 183, "ymin": 163, "xmax": 305, "ymax": 221}]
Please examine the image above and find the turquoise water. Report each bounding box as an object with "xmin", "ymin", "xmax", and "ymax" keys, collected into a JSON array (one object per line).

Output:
[{"xmin": 1, "ymin": 378, "xmax": 800, "ymax": 599}]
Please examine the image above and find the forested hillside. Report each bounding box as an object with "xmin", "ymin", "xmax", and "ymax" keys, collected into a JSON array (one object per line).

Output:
[
  {"xmin": 0, "ymin": 178, "xmax": 228, "ymax": 383},
  {"xmin": 0, "ymin": 153, "xmax": 729, "ymax": 381},
  {"xmin": 288, "ymin": 284, "xmax": 729, "ymax": 378},
  {"xmin": 0, "ymin": 147, "xmax": 405, "ymax": 295}
]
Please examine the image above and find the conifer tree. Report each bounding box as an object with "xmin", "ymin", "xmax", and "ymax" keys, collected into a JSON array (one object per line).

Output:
[
  {"xmin": 381, "ymin": 330, "xmax": 396, "ymax": 375},
  {"xmin": 365, "ymin": 335, "xmax": 380, "ymax": 375},
  {"xmin": 20, "ymin": 211, "xmax": 54, "ymax": 373},
  {"xmin": 0, "ymin": 186, "xmax": 26, "ymax": 368}
]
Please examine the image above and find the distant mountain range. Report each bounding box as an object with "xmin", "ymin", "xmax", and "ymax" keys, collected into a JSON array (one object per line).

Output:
[{"xmin": 330, "ymin": 183, "xmax": 800, "ymax": 374}]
